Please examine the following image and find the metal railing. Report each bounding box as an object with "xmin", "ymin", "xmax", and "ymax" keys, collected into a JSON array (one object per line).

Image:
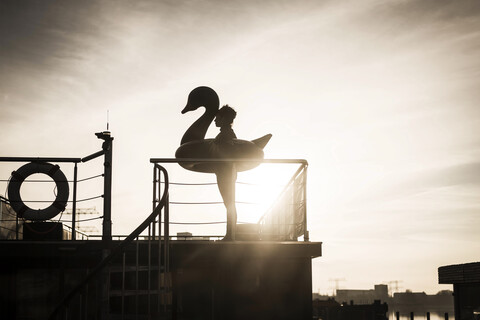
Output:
[
  {"xmin": 149, "ymin": 158, "xmax": 309, "ymax": 242},
  {"xmin": 258, "ymin": 160, "xmax": 308, "ymax": 241},
  {"xmin": 0, "ymin": 131, "xmax": 113, "ymax": 241},
  {"xmin": 5, "ymin": 155, "xmax": 308, "ymax": 319},
  {"xmin": 48, "ymin": 164, "xmax": 171, "ymax": 320}
]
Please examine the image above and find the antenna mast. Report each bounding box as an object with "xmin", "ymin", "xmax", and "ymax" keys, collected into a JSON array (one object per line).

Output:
[{"xmin": 329, "ymin": 278, "xmax": 346, "ymax": 296}]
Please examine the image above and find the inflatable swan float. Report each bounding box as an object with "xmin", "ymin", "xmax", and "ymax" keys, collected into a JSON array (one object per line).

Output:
[
  {"xmin": 175, "ymin": 86, "xmax": 271, "ymax": 240},
  {"xmin": 175, "ymin": 86, "xmax": 272, "ymax": 172}
]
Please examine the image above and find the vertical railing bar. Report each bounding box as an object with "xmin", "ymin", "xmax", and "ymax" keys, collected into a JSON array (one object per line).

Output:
[
  {"xmin": 151, "ymin": 170, "xmax": 157, "ymax": 314},
  {"xmin": 97, "ymin": 271, "xmax": 101, "ymax": 320},
  {"xmin": 157, "ymin": 224, "xmax": 165, "ymax": 313},
  {"xmin": 150, "ymin": 164, "xmax": 157, "ymax": 320},
  {"xmin": 152, "ymin": 218, "xmax": 156, "ymax": 246},
  {"xmin": 135, "ymin": 237, "xmax": 139, "ymax": 320},
  {"xmin": 95, "ymin": 272, "xmax": 98, "ymax": 320},
  {"xmin": 101, "ymin": 132, "xmax": 113, "ymax": 244},
  {"xmin": 152, "ymin": 165, "xmax": 157, "ymax": 243},
  {"xmin": 16, "ymin": 208, "xmax": 19, "ymax": 240},
  {"xmin": 122, "ymin": 252, "xmax": 126, "ymax": 320},
  {"xmin": 158, "ymin": 166, "xmax": 162, "ymax": 314},
  {"xmin": 59, "ymin": 263, "xmax": 66, "ymax": 320},
  {"xmin": 101, "ymin": 258, "xmax": 110, "ymax": 320},
  {"xmin": 164, "ymin": 193, "xmax": 170, "ymax": 314},
  {"xmin": 72, "ymin": 162, "xmax": 78, "ymax": 240},
  {"xmin": 84, "ymin": 268, "xmax": 89, "ymax": 320},
  {"xmin": 302, "ymin": 164, "xmax": 309, "ymax": 241},
  {"xmin": 79, "ymin": 293, "xmax": 83, "ymax": 320},
  {"xmin": 148, "ymin": 223, "xmax": 151, "ymax": 318}
]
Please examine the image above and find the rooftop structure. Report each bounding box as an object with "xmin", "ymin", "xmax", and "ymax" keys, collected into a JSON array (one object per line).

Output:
[
  {"xmin": 439, "ymin": 261, "xmax": 480, "ymax": 320},
  {"xmin": 336, "ymin": 284, "xmax": 389, "ymax": 305},
  {"xmin": 0, "ymin": 132, "xmax": 322, "ymax": 320}
]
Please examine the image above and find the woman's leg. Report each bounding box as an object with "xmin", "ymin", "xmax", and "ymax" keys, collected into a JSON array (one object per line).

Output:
[{"xmin": 216, "ymin": 164, "xmax": 237, "ymax": 240}]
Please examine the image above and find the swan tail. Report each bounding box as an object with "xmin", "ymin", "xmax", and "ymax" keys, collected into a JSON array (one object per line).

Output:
[{"xmin": 251, "ymin": 134, "xmax": 272, "ymax": 149}]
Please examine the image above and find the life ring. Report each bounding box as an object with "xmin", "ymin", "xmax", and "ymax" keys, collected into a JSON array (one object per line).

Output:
[{"xmin": 7, "ymin": 162, "xmax": 70, "ymax": 221}]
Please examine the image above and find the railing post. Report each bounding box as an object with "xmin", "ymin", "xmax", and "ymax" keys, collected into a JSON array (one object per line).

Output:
[
  {"xmin": 72, "ymin": 162, "xmax": 78, "ymax": 240},
  {"xmin": 100, "ymin": 250, "xmax": 110, "ymax": 320},
  {"xmin": 97, "ymin": 131, "xmax": 113, "ymax": 244},
  {"xmin": 164, "ymin": 193, "xmax": 170, "ymax": 315},
  {"xmin": 156, "ymin": 165, "xmax": 163, "ymax": 314},
  {"xmin": 152, "ymin": 163, "xmax": 171, "ymax": 318},
  {"xmin": 16, "ymin": 211, "xmax": 19, "ymax": 240},
  {"xmin": 97, "ymin": 131, "xmax": 113, "ymax": 320},
  {"xmin": 303, "ymin": 164, "xmax": 309, "ymax": 242}
]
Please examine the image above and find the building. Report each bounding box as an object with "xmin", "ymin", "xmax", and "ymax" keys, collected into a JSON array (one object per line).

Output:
[
  {"xmin": 391, "ymin": 290, "xmax": 453, "ymax": 314},
  {"xmin": 328, "ymin": 283, "xmax": 453, "ymax": 317},
  {"xmin": 439, "ymin": 261, "xmax": 480, "ymax": 320},
  {"xmin": 312, "ymin": 299, "xmax": 388, "ymax": 320},
  {"xmin": 336, "ymin": 284, "xmax": 389, "ymax": 305},
  {"xmin": 0, "ymin": 195, "xmax": 22, "ymax": 239}
]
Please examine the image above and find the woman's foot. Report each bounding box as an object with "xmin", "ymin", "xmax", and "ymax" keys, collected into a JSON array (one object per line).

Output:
[{"xmin": 222, "ymin": 232, "xmax": 235, "ymax": 241}]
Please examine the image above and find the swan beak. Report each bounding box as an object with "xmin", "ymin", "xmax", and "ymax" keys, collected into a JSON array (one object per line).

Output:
[{"xmin": 181, "ymin": 103, "xmax": 195, "ymax": 114}]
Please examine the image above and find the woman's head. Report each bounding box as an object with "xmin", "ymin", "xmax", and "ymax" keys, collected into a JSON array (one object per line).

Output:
[{"xmin": 215, "ymin": 104, "xmax": 237, "ymax": 127}]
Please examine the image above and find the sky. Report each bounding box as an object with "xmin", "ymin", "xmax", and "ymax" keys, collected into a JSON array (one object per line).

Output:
[{"xmin": 1, "ymin": 0, "xmax": 480, "ymax": 295}]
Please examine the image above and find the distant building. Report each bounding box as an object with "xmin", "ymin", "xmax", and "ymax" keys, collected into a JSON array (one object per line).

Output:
[
  {"xmin": 312, "ymin": 298, "xmax": 388, "ymax": 320},
  {"xmin": 393, "ymin": 291, "xmax": 427, "ymax": 307},
  {"xmin": 439, "ymin": 261, "xmax": 480, "ymax": 320},
  {"xmin": 333, "ymin": 283, "xmax": 453, "ymax": 316},
  {"xmin": 390, "ymin": 290, "xmax": 454, "ymax": 315},
  {"xmin": 336, "ymin": 284, "xmax": 389, "ymax": 305},
  {"xmin": 0, "ymin": 196, "xmax": 21, "ymax": 240},
  {"xmin": 312, "ymin": 292, "xmax": 334, "ymax": 301}
]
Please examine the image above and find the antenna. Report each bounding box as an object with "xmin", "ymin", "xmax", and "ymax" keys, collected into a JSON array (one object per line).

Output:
[
  {"xmin": 107, "ymin": 110, "xmax": 109, "ymax": 131},
  {"xmin": 329, "ymin": 278, "xmax": 346, "ymax": 296},
  {"xmin": 387, "ymin": 280, "xmax": 403, "ymax": 296}
]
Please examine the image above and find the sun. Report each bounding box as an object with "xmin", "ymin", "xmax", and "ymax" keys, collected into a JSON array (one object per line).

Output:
[{"xmin": 236, "ymin": 163, "xmax": 304, "ymax": 224}]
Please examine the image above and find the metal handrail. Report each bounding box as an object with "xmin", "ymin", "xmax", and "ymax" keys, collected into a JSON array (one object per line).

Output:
[
  {"xmin": 258, "ymin": 161, "xmax": 308, "ymax": 241},
  {"xmin": 0, "ymin": 157, "xmax": 82, "ymax": 163},
  {"xmin": 150, "ymin": 158, "xmax": 309, "ymax": 241},
  {"xmin": 48, "ymin": 165, "xmax": 170, "ymax": 320},
  {"xmin": 150, "ymin": 158, "xmax": 308, "ymax": 165},
  {"xmin": 0, "ymin": 132, "xmax": 112, "ymax": 241},
  {"xmin": 257, "ymin": 162, "xmax": 308, "ymax": 223}
]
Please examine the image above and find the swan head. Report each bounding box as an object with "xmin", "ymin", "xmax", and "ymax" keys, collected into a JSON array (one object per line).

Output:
[{"xmin": 182, "ymin": 86, "xmax": 220, "ymax": 114}]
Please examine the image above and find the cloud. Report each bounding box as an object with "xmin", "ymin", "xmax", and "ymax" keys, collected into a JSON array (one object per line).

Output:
[
  {"xmin": 413, "ymin": 161, "xmax": 480, "ymax": 189},
  {"xmin": 354, "ymin": 161, "xmax": 480, "ymax": 209}
]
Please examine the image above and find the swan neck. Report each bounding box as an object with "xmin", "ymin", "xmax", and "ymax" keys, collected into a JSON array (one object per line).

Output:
[{"xmin": 180, "ymin": 104, "xmax": 218, "ymax": 145}]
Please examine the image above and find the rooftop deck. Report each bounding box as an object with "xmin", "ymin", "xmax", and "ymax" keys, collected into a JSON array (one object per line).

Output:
[
  {"xmin": 0, "ymin": 133, "xmax": 321, "ymax": 319},
  {"xmin": 0, "ymin": 239, "xmax": 321, "ymax": 262}
]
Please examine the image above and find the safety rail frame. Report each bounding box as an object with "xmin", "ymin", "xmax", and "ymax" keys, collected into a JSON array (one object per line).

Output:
[
  {"xmin": 258, "ymin": 159, "xmax": 309, "ymax": 241},
  {"xmin": 0, "ymin": 131, "xmax": 113, "ymax": 241},
  {"xmin": 48, "ymin": 164, "xmax": 171, "ymax": 320},
  {"xmin": 149, "ymin": 158, "xmax": 309, "ymax": 242}
]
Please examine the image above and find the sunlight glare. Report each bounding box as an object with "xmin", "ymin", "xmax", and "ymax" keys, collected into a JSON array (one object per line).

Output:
[{"xmin": 236, "ymin": 163, "xmax": 299, "ymax": 223}]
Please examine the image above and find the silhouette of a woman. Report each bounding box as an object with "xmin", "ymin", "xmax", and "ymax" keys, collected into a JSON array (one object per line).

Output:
[{"xmin": 214, "ymin": 105, "xmax": 237, "ymax": 240}]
